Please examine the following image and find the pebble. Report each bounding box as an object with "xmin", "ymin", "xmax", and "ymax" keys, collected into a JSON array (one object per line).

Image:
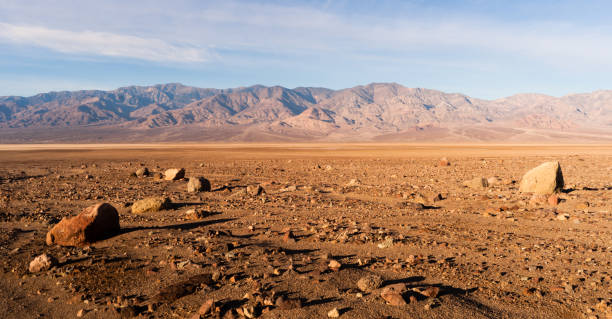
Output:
[{"xmin": 327, "ymin": 307, "xmax": 340, "ymax": 318}]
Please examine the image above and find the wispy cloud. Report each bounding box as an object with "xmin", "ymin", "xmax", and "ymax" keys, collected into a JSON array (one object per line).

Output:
[{"xmin": 0, "ymin": 22, "xmax": 208, "ymax": 63}]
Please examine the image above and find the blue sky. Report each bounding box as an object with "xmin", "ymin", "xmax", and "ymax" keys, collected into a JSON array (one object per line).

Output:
[{"xmin": 1, "ymin": 0, "xmax": 611, "ymax": 99}]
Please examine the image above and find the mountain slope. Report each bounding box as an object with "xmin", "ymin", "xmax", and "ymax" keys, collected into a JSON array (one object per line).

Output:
[{"xmin": 1, "ymin": 83, "xmax": 611, "ymax": 142}]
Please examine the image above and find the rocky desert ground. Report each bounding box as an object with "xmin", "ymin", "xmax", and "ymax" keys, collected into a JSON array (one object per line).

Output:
[{"xmin": 0, "ymin": 144, "xmax": 610, "ymax": 319}]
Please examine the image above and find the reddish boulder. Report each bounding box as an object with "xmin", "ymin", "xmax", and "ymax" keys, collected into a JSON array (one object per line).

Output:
[{"xmin": 46, "ymin": 203, "xmax": 120, "ymax": 247}]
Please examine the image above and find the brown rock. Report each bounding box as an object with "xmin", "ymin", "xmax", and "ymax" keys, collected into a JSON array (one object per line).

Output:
[
  {"xmin": 46, "ymin": 203, "xmax": 120, "ymax": 246},
  {"xmin": 131, "ymin": 197, "xmax": 171, "ymax": 214},
  {"xmin": 135, "ymin": 167, "xmax": 149, "ymax": 177},
  {"xmin": 28, "ymin": 254, "xmax": 58, "ymax": 272},
  {"xmin": 198, "ymin": 299, "xmax": 214, "ymax": 315},
  {"xmin": 275, "ymin": 296, "xmax": 302, "ymax": 310},
  {"xmin": 357, "ymin": 274, "xmax": 383, "ymax": 292},
  {"xmin": 164, "ymin": 168, "xmax": 185, "ymax": 181},
  {"xmin": 547, "ymin": 194, "xmax": 559, "ymax": 206},
  {"xmin": 381, "ymin": 284, "xmax": 407, "ymax": 306},
  {"xmin": 328, "ymin": 259, "xmax": 342, "ymax": 271},
  {"xmin": 519, "ymin": 161, "xmax": 564, "ymax": 194},
  {"xmin": 420, "ymin": 287, "xmax": 440, "ymax": 298},
  {"xmin": 184, "ymin": 209, "xmax": 206, "ymax": 220},
  {"xmin": 246, "ymin": 184, "xmax": 264, "ymax": 196},
  {"xmin": 438, "ymin": 157, "xmax": 450, "ymax": 166},
  {"xmin": 187, "ymin": 177, "xmax": 211, "ymax": 193}
]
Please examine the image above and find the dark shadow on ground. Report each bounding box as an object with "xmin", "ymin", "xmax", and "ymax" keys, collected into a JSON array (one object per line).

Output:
[{"xmin": 120, "ymin": 218, "xmax": 235, "ymax": 235}]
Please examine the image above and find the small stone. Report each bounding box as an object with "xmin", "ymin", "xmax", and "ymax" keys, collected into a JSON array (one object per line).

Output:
[
  {"xmin": 275, "ymin": 296, "xmax": 302, "ymax": 310},
  {"xmin": 46, "ymin": 203, "xmax": 120, "ymax": 246},
  {"xmin": 164, "ymin": 168, "xmax": 185, "ymax": 181},
  {"xmin": 29, "ymin": 254, "xmax": 58, "ymax": 273},
  {"xmin": 487, "ymin": 177, "xmax": 500, "ymax": 185},
  {"xmin": 131, "ymin": 197, "xmax": 171, "ymax": 214},
  {"xmin": 557, "ymin": 213, "xmax": 570, "ymax": 221},
  {"xmin": 198, "ymin": 299, "xmax": 214, "ymax": 315},
  {"xmin": 328, "ymin": 259, "xmax": 341, "ymax": 271},
  {"xmin": 346, "ymin": 179, "xmax": 361, "ymax": 186},
  {"xmin": 463, "ymin": 177, "xmax": 489, "ymax": 189},
  {"xmin": 357, "ymin": 274, "xmax": 383, "ymax": 292},
  {"xmin": 438, "ymin": 157, "xmax": 450, "ymax": 166},
  {"xmin": 377, "ymin": 237, "xmax": 393, "ymax": 249},
  {"xmin": 187, "ymin": 177, "xmax": 211, "ymax": 193},
  {"xmin": 76, "ymin": 309, "xmax": 85, "ymax": 317},
  {"xmin": 547, "ymin": 194, "xmax": 560, "ymax": 206},
  {"xmin": 246, "ymin": 185, "xmax": 264, "ymax": 196},
  {"xmin": 327, "ymin": 307, "xmax": 340, "ymax": 318},
  {"xmin": 420, "ymin": 287, "xmax": 440, "ymax": 298},
  {"xmin": 184, "ymin": 209, "xmax": 205, "ymax": 220},
  {"xmin": 381, "ymin": 284, "xmax": 407, "ymax": 306},
  {"xmin": 135, "ymin": 167, "xmax": 149, "ymax": 177}
]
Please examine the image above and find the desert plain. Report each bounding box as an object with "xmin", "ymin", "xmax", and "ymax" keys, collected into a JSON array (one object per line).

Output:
[{"xmin": 0, "ymin": 143, "xmax": 610, "ymax": 319}]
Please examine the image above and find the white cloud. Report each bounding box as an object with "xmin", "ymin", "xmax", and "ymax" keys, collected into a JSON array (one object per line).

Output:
[{"xmin": 0, "ymin": 22, "xmax": 208, "ymax": 63}]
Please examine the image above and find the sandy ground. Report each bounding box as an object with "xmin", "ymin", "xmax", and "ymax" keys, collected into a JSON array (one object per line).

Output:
[{"xmin": 0, "ymin": 144, "xmax": 610, "ymax": 319}]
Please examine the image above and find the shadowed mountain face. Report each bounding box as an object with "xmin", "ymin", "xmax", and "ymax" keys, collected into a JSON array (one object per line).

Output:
[{"xmin": 1, "ymin": 83, "xmax": 611, "ymax": 142}]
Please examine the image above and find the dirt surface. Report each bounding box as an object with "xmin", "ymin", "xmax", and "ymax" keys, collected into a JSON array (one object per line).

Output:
[{"xmin": 0, "ymin": 144, "xmax": 610, "ymax": 319}]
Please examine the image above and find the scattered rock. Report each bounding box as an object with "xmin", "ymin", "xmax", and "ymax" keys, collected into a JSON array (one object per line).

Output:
[
  {"xmin": 187, "ymin": 177, "xmax": 211, "ymax": 193},
  {"xmin": 131, "ymin": 197, "xmax": 171, "ymax": 214},
  {"xmin": 346, "ymin": 179, "xmax": 361, "ymax": 186},
  {"xmin": 377, "ymin": 237, "xmax": 393, "ymax": 249},
  {"xmin": 327, "ymin": 307, "xmax": 340, "ymax": 318},
  {"xmin": 135, "ymin": 167, "xmax": 149, "ymax": 177},
  {"xmin": 397, "ymin": 202, "xmax": 425, "ymax": 210},
  {"xmin": 151, "ymin": 274, "xmax": 214, "ymax": 305},
  {"xmin": 420, "ymin": 287, "xmax": 440, "ymax": 298},
  {"xmin": 487, "ymin": 176, "xmax": 500, "ymax": 185},
  {"xmin": 275, "ymin": 296, "xmax": 302, "ymax": 310},
  {"xmin": 164, "ymin": 168, "xmax": 185, "ymax": 181},
  {"xmin": 328, "ymin": 259, "xmax": 342, "ymax": 271},
  {"xmin": 28, "ymin": 254, "xmax": 58, "ymax": 273},
  {"xmin": 197, "ymin": 299, "xmax": 214, "ymax": 316},
  {"xmin": 246, "ymin": 185, "xmax": 264, "ymax": 196},
  {"xmin": 557, "ymin": 213, "xmax": 570, "ymax": 221},
  {"xmin": 184, "ymin": 209, "xmax": 206, "ymax": 220},
  {"xmin": 357, "ymin": 274, "xmax": 383, "ymax": 292},
  {"xmin": 463, "ymin": 177, "xmax": 489, "ymax": 189},
  {"xmin": 380, "ymin": 284, "xmax": 407, "ymax": 306},
  {"xmin": 519, "ymin": 161, "xmax": 564, "ymax": 194},
  {"xmin": 529, "ymin": 194, "xmax": 548, "ymax": 205},
  {"xmin": 438, "ymin": 157, "xmax": 450, "ymax": 166},
  {"xmin": 547, "ymin": 194, "xmax": 560, "ymax": 206},
  {"xmin": 46, "ymin": 203, "xmax": 120, "ymax": 246}
]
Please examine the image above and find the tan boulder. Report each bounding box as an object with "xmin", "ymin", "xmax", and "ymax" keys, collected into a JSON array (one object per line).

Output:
[
  {"xmin": 164, "ymin": 168, "xmax": 185, "ymax": 181},
  {"xmin": 519, "ymin": 161, "xmax": 564, "ymax": 194},
  {"xmin": 46, "ymin": 203, "xmax": 120, "ymax": 246},
  {"xmin": 187, "ymin": 177, "xmax": 211, "ymax": 193},
  {"xmin": 131, "ymin": 197, "xmax": 171, "ymax": 214}
]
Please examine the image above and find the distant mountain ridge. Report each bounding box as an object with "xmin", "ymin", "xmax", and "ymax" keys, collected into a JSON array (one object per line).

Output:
[{"xmin": 1, "ymin": 83, "xmax": 611, "ymax": 142}]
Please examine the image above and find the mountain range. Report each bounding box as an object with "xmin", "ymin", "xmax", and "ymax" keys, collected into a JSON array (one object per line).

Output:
[{"xmin": 1, "ymin": 82, "xmax": 611, "ymax": 143}]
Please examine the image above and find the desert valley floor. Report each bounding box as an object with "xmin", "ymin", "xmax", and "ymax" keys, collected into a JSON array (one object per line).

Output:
[{"xmin": 0, "ymin": 144, "xmax": 610, "ymax": 319}]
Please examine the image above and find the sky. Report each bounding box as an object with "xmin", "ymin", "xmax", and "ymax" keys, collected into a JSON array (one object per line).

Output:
[{"xmin": 1, "ymin": 0, "xmax": 611, "ymax": 99}]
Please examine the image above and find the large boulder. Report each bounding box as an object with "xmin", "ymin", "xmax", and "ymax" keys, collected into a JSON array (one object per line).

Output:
[
  {"xmin": 187, "ymin": 177, "xmax": 211, "ymax": 193},
  {"xmin": 519, "ymin": 161, "xmax": 564, "ymax": 194},
  {"xmin": 46, "ymin": 203, "xmax": 120, "ymax": 247},
  {"xmin": 131, "ymin": 197, "xmax": 171, "ymax": 214},
  {"xmin": 164, "ymin": 168, "xmax": 185, "ymax": 181}
]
